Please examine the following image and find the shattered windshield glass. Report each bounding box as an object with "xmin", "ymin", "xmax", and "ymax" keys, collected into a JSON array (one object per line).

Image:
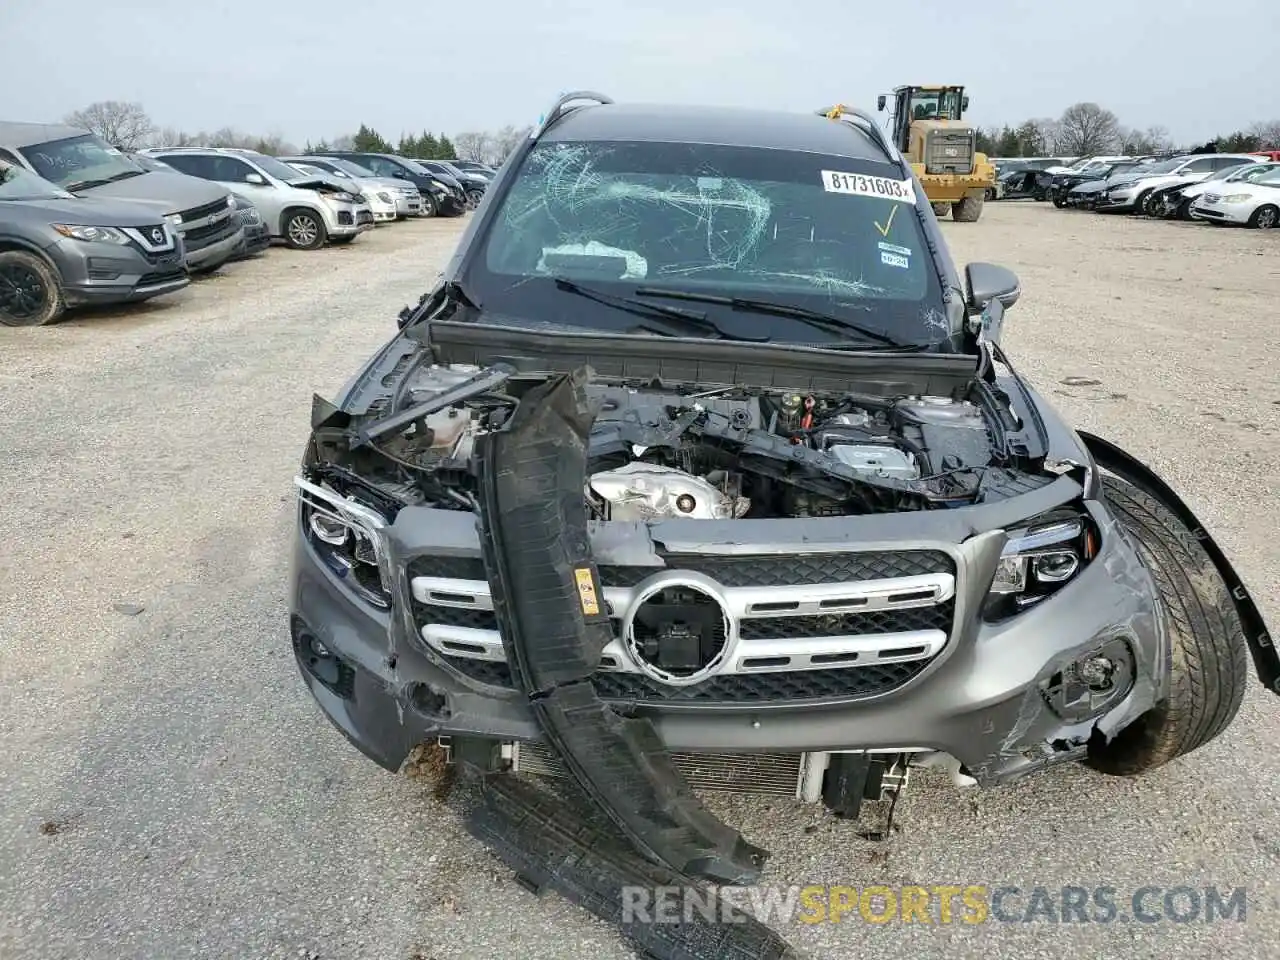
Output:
[{"xmin": 474, "ymin": 140, "xmax": 955, "ymax": 346}]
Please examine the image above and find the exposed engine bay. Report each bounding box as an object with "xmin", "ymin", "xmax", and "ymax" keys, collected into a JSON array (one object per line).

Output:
[{"xmin": 309, "ymin": 359, "xmax": 1051, "ymax": 521}]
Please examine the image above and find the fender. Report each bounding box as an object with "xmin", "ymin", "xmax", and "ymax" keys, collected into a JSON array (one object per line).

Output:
[{"xmin": 1081, "ymin": 431, "xmax": 1277, "ymax": 695}]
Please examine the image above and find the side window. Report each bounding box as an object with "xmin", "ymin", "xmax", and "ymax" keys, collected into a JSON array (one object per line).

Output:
[
  {"xmin": 1214, "ymin": 157, "xmax": 1247, "ymax": 171},
  {"xmin": 0, "ymin": 147, "xmax": 21, "ymax": 165},
  {"xmin": 1182, "ymin": 158, "xmax": 1217, "ymax": 173},
  {"xmin": 159, "ymin": 154, "xmax": 214, "ymax": 179},
  {"xmin": 365, "ymin": 157, "xmax": 398, "ymax": 177},
  {"xmin": 212, "ymin": 157, "xmax": 260, "ymax": 183}
]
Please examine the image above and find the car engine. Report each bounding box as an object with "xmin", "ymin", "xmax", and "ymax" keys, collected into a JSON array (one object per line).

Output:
[{"xmin": 312, "ymin": 364, "xmax": 1047, "ymax": 519}]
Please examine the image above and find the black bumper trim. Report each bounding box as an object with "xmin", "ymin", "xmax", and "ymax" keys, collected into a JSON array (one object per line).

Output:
[{"xmin": 475, "ymin": 367, "xmax": 768, "ymax": 884}]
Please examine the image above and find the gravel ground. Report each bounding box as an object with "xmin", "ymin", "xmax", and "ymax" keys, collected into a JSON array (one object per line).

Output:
[{"xmin": 1, "ymin": 204, "xmax": 1277, "ymax": 960}]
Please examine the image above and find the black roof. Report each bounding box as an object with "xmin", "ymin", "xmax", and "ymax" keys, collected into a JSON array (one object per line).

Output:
[{"xmin": 542, "ymin": 103, "xmax": 888, "ymax": 162}]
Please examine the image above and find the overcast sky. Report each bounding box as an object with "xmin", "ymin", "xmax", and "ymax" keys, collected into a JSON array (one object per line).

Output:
[{"xmin": 2, "ymin": 0, "xmax": 1275, "ymax": 147}]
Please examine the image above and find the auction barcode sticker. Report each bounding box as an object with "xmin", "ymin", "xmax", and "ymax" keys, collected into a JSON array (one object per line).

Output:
[{"xmin": 822, "ymin": 170, "xmax": 917, "ymax": 203}]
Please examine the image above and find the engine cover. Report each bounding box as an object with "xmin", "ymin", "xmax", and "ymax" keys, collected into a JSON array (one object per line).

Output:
[{"xmin": 588, "ymin": 463, "xmax": 749, "ymax": 521}]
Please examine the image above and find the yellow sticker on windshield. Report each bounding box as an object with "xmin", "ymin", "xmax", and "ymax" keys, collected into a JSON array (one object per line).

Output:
[{"xmin": 822, "ymin": 170, "xmax": 917, "ymax": 203}]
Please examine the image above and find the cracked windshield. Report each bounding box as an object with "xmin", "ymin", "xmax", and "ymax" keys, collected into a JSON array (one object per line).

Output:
[{"xmin": 479, "ymin": 139, "xmax": 954, "ymax": 345}]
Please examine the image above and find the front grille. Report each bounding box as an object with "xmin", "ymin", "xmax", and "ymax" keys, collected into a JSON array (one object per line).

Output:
[
  {"xmin": 408, "ymin": 548, "xmax": 955, "ymax": 704},
  {"xmin": 180, "ymin": 198, "xmax": 232, "ymax": 223},
  {"xmin": 235, "ymin": 207, "xmax": 261, "ymax": 226},
  {"xmin": 924, "ymin": 131, "xmax": 974, "ymax": 175},
  {"xmin": 140, "ymin": 268, "xmax": 187, "ymax": 286},
  {"xmin": 181, "ymin": 216, "xmax": 237, "ymax": 247},
  {"xmin": 439, "ymin": 653, "xmax": 927, "ymax": 702}
]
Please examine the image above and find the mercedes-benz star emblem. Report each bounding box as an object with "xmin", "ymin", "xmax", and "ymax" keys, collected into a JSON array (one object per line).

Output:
[{"xmin": 622, "ymin": 573, "xmax": 734, "ymax": 687}]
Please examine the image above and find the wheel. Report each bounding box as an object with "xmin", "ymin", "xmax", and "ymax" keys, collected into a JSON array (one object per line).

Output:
[
  {"xmin": 282, "ymin": 209, "xmax": 326, "ymax": 250},
  {"xmin": 420, "ymin": 193, "xmax": 438, "ymax": 218},
  {"xmin": 329, "ymin": 235, "xmax": 356, "ymax": 245},
  {"xmin": 1248, "ymin": 204, "xmax": 1279, "ymax": 229},
  {"xmin": 1176, "ymin": 198, "xmax": 1194, "ymax": 220},
  {"xmin": 1053, "ymin": 195, "xmax": 1067, "ymax": 208},
  {"xmin": 1132, "ymin": 189, "xmax": 1153, "ymax": 216},
  {"xmin": 1085, "ymin": 474, "xmax": 1248, "ymax": 776},
  {"xmin": 0, "ymin": 250, "xmax": 65, "ymax": 326},
  {"xmin": 931, "ymin": 202, "xmax": 950, "ymax": 219},
  {"xmin": 985, "ymin": 187, "xmax": 996, "ymax": 201},
  {"xmin": 466, "ymin": 188, "xmax": 484, "ymax": 208},
  {"xmin": 951, "ymin": 194, "xmax": 984, "ymax": 222}
]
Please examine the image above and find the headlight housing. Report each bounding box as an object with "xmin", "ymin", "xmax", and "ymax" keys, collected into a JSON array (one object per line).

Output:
[
  {"xmin": 376, "ymin": 191, "xmax": 392, "ymax": 203},
  {"xmin": 296, "ymin": 476, "xmax": 391, "ymax": 609},
  {"xmin": 165, "ymin": 213, "xmax": 184, "ymax": 227},
  {"xmin": 1221, "ymin": 194, "xmax": 1253, "ymax": 203},
  {"xmin": 52, "ymin": 224, "xmax": 131, "ymax": 245},
  {"xmin": 984, "ymin": 513, "xmax": 1099, "ymax": 621}
]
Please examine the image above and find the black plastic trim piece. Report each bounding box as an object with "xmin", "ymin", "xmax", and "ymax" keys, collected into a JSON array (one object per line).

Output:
[
  {"xmin": 474, "ymin": 367, "xmax": 769, "ymax": 884},
  {"xmin": 466, "ymin": 775, "xmax": 806, "ymax": 959},
  {"xmin": 1081, "ymin": 431, "xmax": 1277, "ymax": 694}
]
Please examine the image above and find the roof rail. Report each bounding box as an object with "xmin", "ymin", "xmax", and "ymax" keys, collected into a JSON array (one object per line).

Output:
[
  {"xmin": 532, "ymin": 90, "xmax": 614, "ymax": 139},
  {"xmin": 816, "ymin": 104, "xmax": 899, "ymax": 163}
]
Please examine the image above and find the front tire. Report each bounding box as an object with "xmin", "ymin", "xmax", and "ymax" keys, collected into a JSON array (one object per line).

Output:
[
  {"xmin": 0, "ymin": 250, "xmax": 65, "ymax": 326},
  {"xmin": 1248, "ymin": 204, "xmax": 1279, "ymax": 229},
  {"xmin": 283, "ymin": 209, "xmax": 326, "ymax": 250},
  {"xmin": 420, "ymin": 193, "xmax": 438, "ymax": 218},
  {"xmin": 951, "ymin": 194, "xmax": 984, "ymax": 222},
  {"xmin": 1085, "ymin": 475, "xmax": 1248, "ymax": 776}
]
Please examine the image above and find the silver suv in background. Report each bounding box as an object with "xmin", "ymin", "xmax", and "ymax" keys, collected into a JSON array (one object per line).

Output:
[
  {"xmin": 143, "ymin": 147, "xmax": 374, "ymax": 249},
  {"xmin": 280, "ymin": 155, "xmax": 422, "ymax": 219},
  {"xmin": 0, "ymin": 122, "xmax": 242, "ymax": 272}
]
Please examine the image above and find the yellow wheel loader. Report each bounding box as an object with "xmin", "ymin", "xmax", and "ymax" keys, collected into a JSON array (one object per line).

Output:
[{"xmin": 874, "ymin": 85, "xmax": 995, "ymax": 222}]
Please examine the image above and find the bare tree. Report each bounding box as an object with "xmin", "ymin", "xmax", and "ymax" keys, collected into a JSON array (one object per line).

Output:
[
  {"xmin": 453, "ymin": 130, "xmax": 493, "ymax": 163},
  {"xmin": 329, "ymin": 133, "xmax": 355, "ymax": 151},
  {"xmin": 489, "ymin": 124, "xmax": 533, "ymax": 165},
  {"xmin": 64, "ymin": 100, "xmax": 154, "ymax": 150},
  {"xmin": 1055, "ymin": 102, "xmax": 1121, "ymax": 155},
  {"xmin": 1249, "ymin": 120, "xmax": 1280, "ymax": 149},
  {"xmin": 1118, "ymin": 124, "xmax": 1173, "ymax": 155}
]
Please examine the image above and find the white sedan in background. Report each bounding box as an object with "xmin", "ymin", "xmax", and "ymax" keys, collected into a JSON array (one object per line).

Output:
[{"xmin": 1190, "ymin": 166, "xmax": 1280, "ymax": 228}]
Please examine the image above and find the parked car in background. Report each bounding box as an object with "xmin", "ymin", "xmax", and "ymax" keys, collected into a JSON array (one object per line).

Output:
[
  {"xmin": 280, "ymin": 155, "xmax": 422, "ymax": 218},
  {"xmin": 284, "ymin": 161, "xmax": 397, "ymax": 223},
  {"xmin": 144, "ymin": 147, "xmax": 374, "ymax": 249},
  {"xmin": 312, "ymin": 151, "xmax": 465, "ymax": 217},
  {"xmin": 444, "ymin": 159, "xmax": 496, "ymax": 178},
  {"xmin": 229, "ymin": 195, "xmax": 271, "ymax": 259},
  {"xmin": 1190, "ymin": 165, "xmax": 1280, "ymax": 228},
  {"xmin": 417, "ymin": 159, "xmax": 487, "ymax": 207},
  {"xmin": 0, "ymin": 160, "xmax": 188, "ymax": 326},
  {"xmin": 1095, "ymin": 154, "xmax": 1265, "ymax": 213},
  {"xmin": 1146, "ymin": 161, "xmax": 1269, "ymax": 218},
  {"xmin": 0, "ymin": 122, "xmax": 242, "ymax": 273},
  {"xmin": 1050, "ymin": 159, "xmax": 1147, "ymax": 207}
]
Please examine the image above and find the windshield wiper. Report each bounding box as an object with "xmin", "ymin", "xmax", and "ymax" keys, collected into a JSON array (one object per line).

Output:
[
  {"xmin": 552, "ymin": 277, "xmax": 764, "ymax": 341},
  {"xmin": 106, "ymin": 169, "xmax": 146, "ymax": 183},
  {"xmin": 633, "ymin": 288, "xmax": 909, "ymax": 347},
  {"xmin": 64, "ymin": 178, "xmax": 113, "ymax": 191}
]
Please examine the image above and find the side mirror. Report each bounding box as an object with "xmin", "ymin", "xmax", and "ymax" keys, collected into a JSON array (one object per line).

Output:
[
  {"xmin": 962, "ymin": 95, "xmax": 970, "ymax": 111},
  {"xmin": 964, "ymin": 262, "xmax": 1020, "ymax": 346},
  {"xmin": 965, "ymin": 262, "xmax": 1021, "ymax": 312},
  {"xmin": 245, "ymin": 172, "xmax": 266, "ymax": 185},
  {"xmin": 877, "ymin": 95, "xmax": 887, "ymax": 112}
]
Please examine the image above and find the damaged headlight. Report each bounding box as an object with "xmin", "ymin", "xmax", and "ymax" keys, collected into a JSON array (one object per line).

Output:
[
  {"xmin": 985, "ymin": 514, "xmax": 1099, "ymax": 620},
  {"xmin": 295, "ymin": 475, "xmax": 392, "ymax": 609}
]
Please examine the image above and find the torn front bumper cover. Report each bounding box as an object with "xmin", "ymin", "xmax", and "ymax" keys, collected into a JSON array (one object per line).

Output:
[{"xmin": 473, "ymin": 367, "xmax": 768, "ymax": 885}]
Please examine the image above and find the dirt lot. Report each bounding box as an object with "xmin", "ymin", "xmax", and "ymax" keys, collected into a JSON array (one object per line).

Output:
[{"xmin": 2, "ymin": 204, "xmax": 1278, "ymax": 960}]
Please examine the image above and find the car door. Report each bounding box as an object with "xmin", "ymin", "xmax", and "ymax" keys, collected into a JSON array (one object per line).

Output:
[{"xmin": 210, "ymin": 156, "xmax": 285, "ymax": 231}]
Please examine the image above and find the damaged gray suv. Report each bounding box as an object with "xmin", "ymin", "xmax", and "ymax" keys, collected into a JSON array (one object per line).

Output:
[{"xmin": 289, "ymin": 94, "xmax": 1273, "ymax": 862}]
